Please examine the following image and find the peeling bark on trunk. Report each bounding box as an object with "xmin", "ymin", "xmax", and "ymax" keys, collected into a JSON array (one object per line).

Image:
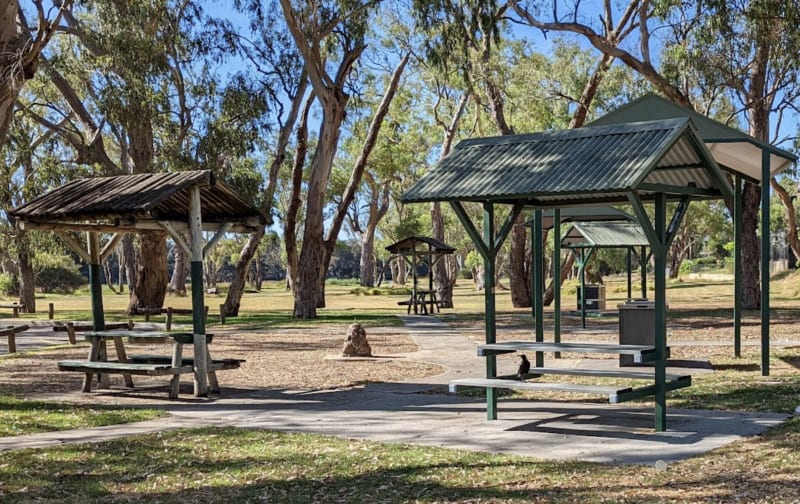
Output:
[
  {"xmin": 16, "ymin": 231, "xmax": 35, "ymax": 313},
  {"xmin": 122, "ymin": 234, "xmax": 137, "ymax": 292},
  {"xmin": 772, "ymin": 179, "xmax": 800, "ymax": 261},
  {"xmin": 223, "ymin": 228, "xmax": 264, "ymax": 317},
  {"xmin": 126, "ymin": 232, "xmax": 168, "ymax": 314},
  {"xmin": 509, "ymin": 214, "xmax": 531, "ymax": 307},
  {"xmin": 168, "ymin": 239, "xmax": 188, "ymax": 295},
  {"xmin": 741, "ymin": 182, "xmax": 761, "ymax": 308}
]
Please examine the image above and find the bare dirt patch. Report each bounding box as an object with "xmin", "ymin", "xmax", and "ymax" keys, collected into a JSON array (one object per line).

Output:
[{"xmin": 0, "ymin": 325, "xmax": 443, "ymax": 405}]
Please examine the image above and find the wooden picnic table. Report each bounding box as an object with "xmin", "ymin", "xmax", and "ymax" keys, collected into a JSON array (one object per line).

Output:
[
  {"xmin": 398, "ymin": 289, "xmax": 440, "ymax": 315},
  {"xmin": 57, "ymin": 330, "xmax": 243, "ymax": 399}
]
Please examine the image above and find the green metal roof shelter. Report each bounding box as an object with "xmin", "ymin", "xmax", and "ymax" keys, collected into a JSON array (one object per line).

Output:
[
  {"xmin": 561, "ymin": 222, "xmax": 651, "ymax": 328},
  {"xmin": 402, "ymin": 116, "xmax": 733, "ymax": 431},
  {"xmin": 591, "ymin": 93, "xmax": 798, "ymax": 373},
  {"xmin": 530, "ymin": 207, "xmax": 639, "ymax": 343}
]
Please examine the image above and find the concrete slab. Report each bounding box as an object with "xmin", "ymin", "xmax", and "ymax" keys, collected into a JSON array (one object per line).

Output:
[
  {"xmin": 163, "ymin": 385, "xmax": 788, "ymax": 466},
  {"xmin": 0, "ymin": 313, "xmax": 791, "ymax": 468}
]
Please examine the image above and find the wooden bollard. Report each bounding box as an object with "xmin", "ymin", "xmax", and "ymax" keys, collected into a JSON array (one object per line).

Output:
[
  {"xmin": 48, "ymin": 303, "xmax": 54, "ymax": 320},
  {"xmin": 219, "ymin": 304, "xmax": 226, "ymax": 325}
]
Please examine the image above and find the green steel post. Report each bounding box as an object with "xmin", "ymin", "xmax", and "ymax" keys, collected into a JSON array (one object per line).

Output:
[
  {"xmin": 734, "ymin": 175, "xmax": 742, "ymax": 357},
  {"xmin": 761, "ymin": 150, "xmax": 770, "ymax": 376},
  {"xmin": 640, "ymin": 246, "xmax": 647, "ymax": 299},
  {"xmin": 533, "ymin": 209, "xmax": 544, "ymax": 367},
  {"xmin": 483, "ymin": 202, "xmax": 497, "ymax": 419},
  {"xmin": 579, "ymin": 249, "xmax": 586, "ymax": 328},
  {"xmin": 626, "ymin": 248, "xmax": 632, "ymax": 300},
  {"xmin": 191, "ymin": 261, "xmax": 206, "ymax": 335},
  {"xmin": 553, "ymin": 209, "xmax": 561, "ymax": 358},
  {"xmin": 89, "ymin": 264, "xmax": 105, "ymax": 330},
  {"xmin": 87, "ymin": 233, "xmax": 105, "ymax": 330},
  {"xmin": 654, "ymin": 193, "xmax": 668, "ymax": 432}
]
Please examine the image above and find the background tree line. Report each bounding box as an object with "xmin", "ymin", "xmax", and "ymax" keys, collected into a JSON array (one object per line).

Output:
[{"xmin": 0, "ymin": 0, "xmax": 798, "ymax": 318}]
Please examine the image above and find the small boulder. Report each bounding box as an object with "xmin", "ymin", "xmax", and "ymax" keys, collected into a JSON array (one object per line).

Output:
[{"xmin": 342, "ymin": 323, "xmax": 372, "ymax": 357}]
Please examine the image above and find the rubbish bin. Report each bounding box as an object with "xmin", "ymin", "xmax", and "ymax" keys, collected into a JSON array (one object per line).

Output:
[
  {"xmin": 618, "ymin": 300, "xmax": 654, "ymax": 366},
  {"xmin": 577, "ymin": 284, "xmax": 606, "ymax": 310}
]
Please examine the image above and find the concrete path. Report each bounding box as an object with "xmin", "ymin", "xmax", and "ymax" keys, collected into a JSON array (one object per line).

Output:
[{"xmin": 0, "ymin": 315, "xmax": 790, "ymax": 466}]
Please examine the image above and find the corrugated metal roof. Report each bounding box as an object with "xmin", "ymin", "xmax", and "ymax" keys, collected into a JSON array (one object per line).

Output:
[
  {"xmin": 534, "ymin": 206, "xmax": 635, "ymax": 230},
  {"xmin": 400, "ymin": 117, "xmax": 730, "ymax": 206},
  {"xmin": 562, "ymin": 222, "xmax": 650, "ymax": 248},
  {"xmin": 589, "ymin": 93, "xmax": 797, "ymax": 181},
  {"xmin": 9, "ymin": 170, "xmax": 266, "ymax": 229},
  {"xmin": 386, "ymin": 236, "xmax": 455, "ymax": 254}
]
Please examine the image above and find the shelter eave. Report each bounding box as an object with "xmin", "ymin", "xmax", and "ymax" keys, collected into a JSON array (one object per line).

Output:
[{"xmin": 17, "ymin": 217, "xmax": 264, "ymax": 234}]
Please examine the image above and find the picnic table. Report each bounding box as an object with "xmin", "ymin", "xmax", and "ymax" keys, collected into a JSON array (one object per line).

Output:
[
  {"xmin": 398, "ymin": 289, "xmax": 440, "ymax": 315},
  {"xmin": 57, "ymin": 330, "xmax": 243, "ymax": 399}
]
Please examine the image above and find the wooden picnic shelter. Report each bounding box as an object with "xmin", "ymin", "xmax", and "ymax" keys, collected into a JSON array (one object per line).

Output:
[
  {"xmin": 386, "ymin": 236, "xmax": 455, "ymax": 314},
  {"xmin": 8, "ymin": 170, "xmax": 266, "ymax": 397}
]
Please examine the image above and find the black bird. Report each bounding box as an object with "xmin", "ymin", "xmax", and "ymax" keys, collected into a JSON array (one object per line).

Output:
[{"xmin": 516, "ymin": 354, "xmax": 530, "ymax": 380}]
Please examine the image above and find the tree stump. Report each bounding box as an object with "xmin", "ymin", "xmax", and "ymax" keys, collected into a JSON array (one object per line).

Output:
[{"xmin": 342, "ymin": 323, "xmax": 372, "ymax": 357}]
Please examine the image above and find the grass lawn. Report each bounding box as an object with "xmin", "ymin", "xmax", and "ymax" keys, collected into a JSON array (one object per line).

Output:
[{"xmin": 1, "ymin": 274, "xmax": 799, "ymax": 502}]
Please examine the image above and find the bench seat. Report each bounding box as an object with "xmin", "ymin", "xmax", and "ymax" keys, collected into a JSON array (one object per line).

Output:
[
  {"xmin": 478, "ymin": 341, "xmax": 669, "ymax": 363},
  {"xmin": 57, "ymin": 360, "xmax": 193, "ymax": 376},
  {"xmin": 128, "ymin": 354, "xmax": 244, "ymax": 370},
  {"xmin": 449, "ymin": 378, "xmax": 633, "ymax": 403},
  {"xmin": 508, "ymin": 367, "xmax": 689, "ymax": 382},
  {"xmin": 449, "ymin": 375, "xmax": 692, "ymax": 404},
  {"xmin": 1, "ymin": 324, "xmax": 29, "ymax": 353}
]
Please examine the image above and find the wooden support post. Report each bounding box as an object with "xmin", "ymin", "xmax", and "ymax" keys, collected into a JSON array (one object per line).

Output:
[
  {"xmin": 87, "ymin": 232, "xmax": 105, "ymax": 331},
  {"xmin": 169, "ymin": 341, "xmax": 183, "ymax": 399},
  {"xmin": 189, "ymin": 186, "xmax": 208, "ymax": 397},
  {"xmin": 48, "ymin": 303, "xmax": 54, "ymax": 320},
  {"xmin": 112, "ymin": 337, "xmax": 134, "ymax": 388},
  {"xmin": 6, "ymin": 332, "xmax": 15, "ymax": 353},
  {"xmin": 219, "ymin": 304, "xmax": 226, "ymax": 325}
]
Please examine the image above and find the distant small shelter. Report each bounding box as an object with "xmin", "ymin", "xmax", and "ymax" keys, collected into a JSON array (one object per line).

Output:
[
  {"xmin": 386, "ymin": 236, "xmax": 455, "ymax": 314},
  {"xmin": 9, "ymin": 170, "xmax": 266, "ymax": 396},
  {"xmin": 561, "ymin": 221, "xmax": 651, "ymax": 327}
]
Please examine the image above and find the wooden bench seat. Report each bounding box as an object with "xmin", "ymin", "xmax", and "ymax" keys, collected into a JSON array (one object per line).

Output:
[
  {"xmin": 1, "ymin": 325, "xmax": 29, "ymax": 353},
  {"xmin": 57, "ymin": 360, "xmax": 193, "ymax": 376},
  {"xmin": 137, "ymin": 306, "xmax": 209, "ymax": 330},
  {"xmin": 53, "ymin": 321, "xmax": 134, "ymax": 345},
  {"xmin": 0, "ymin": 303, "xmax": 24, "ymax": 317},
  {"xmin": 128, "ymin": 354, "xmax": 243, "ymax": 370}
]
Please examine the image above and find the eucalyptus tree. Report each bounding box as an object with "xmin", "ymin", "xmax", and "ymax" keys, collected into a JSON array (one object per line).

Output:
[
  {"xmin": 25, "ymin": 1, "xmax": 228, "ymax": 312},
  {"xmin": 278, "ymin": 0, "xmax": 413, "ymax": 318},
  {"xmin": 510, "ymin": 0, "xmax": 800, "ymax": 309},
  {"xmin": 0, "ymin": 1, "xmax": 71, "ymax": 147},
  {"xmin": 337, "ymin": 68, "xmax": 436, "ymax": 287},
  {"xmin": 212, "ymin": 1, "xmax": 307, "ymax": 316}
]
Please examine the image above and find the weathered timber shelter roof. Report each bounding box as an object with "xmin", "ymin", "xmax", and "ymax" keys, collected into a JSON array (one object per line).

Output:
[
  {"xmin": 589, "ymin": 93, "xmax": 797, "ymax": 182},
  {"xmin": 386, "ymin": 236, "xmax": 455, "ymax": 255},
  {"xmin": 561, "ymin": 222, "xmax": 650, "ymax": 248},
  {"xmin": 9, "ymin": 170, "xmax": 266, "ymax": 233},
  {"xmin": 400, "ymin": 117, "xmax": 732, "ymax": 207}
]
